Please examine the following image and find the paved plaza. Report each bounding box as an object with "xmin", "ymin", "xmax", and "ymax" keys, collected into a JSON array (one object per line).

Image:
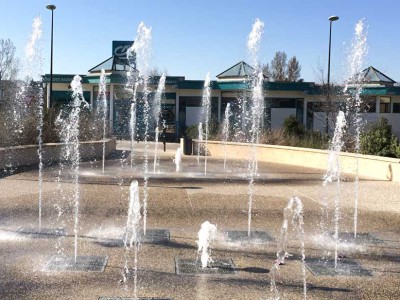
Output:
[{"xmin": 0, "ymin": 141, "xmax": 399, "ymax": 299}]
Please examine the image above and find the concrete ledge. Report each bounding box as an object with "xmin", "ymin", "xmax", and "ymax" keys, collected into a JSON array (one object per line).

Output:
[
  {"xmin": 0, "ymin": 138, "xmax": 116, "ymax": 169},
  {"xmin": 192, "ymin": 140, "xmax": 400, "ymax": 182}
]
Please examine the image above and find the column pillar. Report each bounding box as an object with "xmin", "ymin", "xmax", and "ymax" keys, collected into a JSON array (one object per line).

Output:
[
  {"xmin": 109, "ymin": 84, "xmax": 114, "ymax": 134},
  {"xmin": 175, "ymin": 92, "xmax": 179, "ymax": 139}
]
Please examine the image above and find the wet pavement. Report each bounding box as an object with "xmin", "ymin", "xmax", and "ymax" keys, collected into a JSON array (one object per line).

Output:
[{"xmin": 0, "ymin": 141, "xmax": 399, "ymax": 299}]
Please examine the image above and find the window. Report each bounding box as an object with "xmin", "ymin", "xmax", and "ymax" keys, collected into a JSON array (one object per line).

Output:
[
  {"xmin": 270, "ymin": 98, "xmax": 296, "ymax": 108},
  {"xmin": 380, "ymin": 97, "xmax": 391, "ymax": 113},
  {"xmin": 393, "ymin": 99, "xmax": 400, "ymax": 113}
]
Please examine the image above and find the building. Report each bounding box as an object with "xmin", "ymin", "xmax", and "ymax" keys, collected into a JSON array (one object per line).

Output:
[{"xmin": 42, "ymin": 41, "xmax": 400, "ymax": 140}]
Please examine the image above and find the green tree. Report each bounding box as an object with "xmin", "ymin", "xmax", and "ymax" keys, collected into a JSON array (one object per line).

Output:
[{"xmin": 360, "ymin": 117, "xmax": 400, "ymax": 158}]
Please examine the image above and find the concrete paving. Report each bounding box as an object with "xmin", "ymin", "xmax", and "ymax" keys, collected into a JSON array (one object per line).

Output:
[{"xmin": 0, "ymin": 140, "xmax": 399, "ymax": 299}]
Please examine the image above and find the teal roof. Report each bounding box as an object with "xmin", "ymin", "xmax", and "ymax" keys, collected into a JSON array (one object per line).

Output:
[
  {"xmin": 148, "ymin": 76, "xmax": 185, "ymax": 85},
  {"xmin": 177, "ymin": 80, "xmax": 219, "ymax": 90},
  {"xmin": 352, "ymin": 66, "xmax": 396, "ymax": 84},
  {"xmin": 264, "ymin": 81, "xmax": 316, "ymax": 92},
  {"xmin": 359, "ymin": 86, "xmax": 400, "ymax": 96},
  {"xmin": 216, "ymin": 61, "xmax": 255, "ymax": 78},
  {"xmin": 42, "ymin": 74, "xmax": 87, "ymax": 84},
  {"xmin": 217, "ymin": 81, "xmax": 250, "ymax": 90}
]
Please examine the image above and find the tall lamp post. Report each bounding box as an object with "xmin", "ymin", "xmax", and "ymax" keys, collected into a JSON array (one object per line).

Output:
[
  {"xmin": 326, "ymin": 15, "xmax": 339, "ymax": 133},
  {"xmin": 46, "ymin": 4, "xmax": 56, "ymax": 108}
]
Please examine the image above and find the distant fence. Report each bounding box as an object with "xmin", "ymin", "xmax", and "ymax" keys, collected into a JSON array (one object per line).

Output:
[
  {"xmin": 191, "ymin": 140, "xmax": 400, "ymax": 182},
  {"xmin": 0, "ymin": 138, "xmax": 116, "ymax": 170}
]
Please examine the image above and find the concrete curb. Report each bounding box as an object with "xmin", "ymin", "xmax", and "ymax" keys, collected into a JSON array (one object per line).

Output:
[
  {"xmin": 192, "ymin": 140, "xmax": 400, "ymax": 182},
  {"xmin": 0, "ymin": 138, "xmax": 117, "ymax": 169}
]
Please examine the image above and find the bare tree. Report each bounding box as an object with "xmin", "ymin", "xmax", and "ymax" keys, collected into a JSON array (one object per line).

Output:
[
  {"xmin": 0, "ymin": 39, "xmax": 19, "ymax": 102},
  {"xmin": 148, "ymin": 67, "xmax": 169, "ymax": 77},
  {"xmin": 271, "ymin": 51, "xmax": 287, "ymax": 81},
  {"xmin": 311, "ymin": 62, "xmax": 344, "ymax": 134},
  {"xmin": 265, "ymin": 51, "xmax": 302, "ymax": 82},
  {"xmin": 287, "ymin": 56, "xmax": 301, "ymax": 82},
  {"xmin": 262, "ymin": 63, "xmax": 271, "ymax": 79}
]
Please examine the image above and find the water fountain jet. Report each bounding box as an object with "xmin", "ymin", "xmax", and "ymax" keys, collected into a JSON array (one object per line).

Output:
[
  {"xmin": 246, "ymin": 18, "xmax": 265, "ymax": 236},
  {"xmin": 344, "ymin": 19, "xmax": 368, "ymax": 239}
]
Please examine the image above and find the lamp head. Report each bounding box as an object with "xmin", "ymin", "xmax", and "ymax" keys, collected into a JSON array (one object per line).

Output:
[
  {"xmin": 46, "ymin": 4, "xmax": 56, "ymax": 10},
  {"xmin": 329, "ymin": 16, "xmax": 339, "ymax": 22}
]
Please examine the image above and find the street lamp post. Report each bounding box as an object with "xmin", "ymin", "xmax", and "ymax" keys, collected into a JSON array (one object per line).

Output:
[
  {"xmin": 326, "ymin": 15, "xmax": 339, "ymax": 133},
  {"xmin": 46, "ymin": 4, "xmax": 56, "ymax": 108}
]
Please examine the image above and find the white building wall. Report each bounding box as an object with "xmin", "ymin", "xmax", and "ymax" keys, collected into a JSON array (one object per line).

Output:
[
  {"xmin": 271, "ymin": 108, "xmax": 296, "ymax": 130},
  {"xmin": 313, "ymin": 112, "xmax": 327, "ymax": 132}
]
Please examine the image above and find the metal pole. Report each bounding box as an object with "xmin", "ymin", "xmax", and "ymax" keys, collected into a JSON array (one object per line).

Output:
[
  {"xmin": 326, "ymin": 15, "xmax": 339, "ymax": 134},
  {"xmin": 46, "ymin": 5, "xmax": 56, "ymax": 107},
  {"xmin": 328, "ymin": 21, "xmax": 333, "ymax": 88},
  {"xmin": 326, "ymin": 21, "xmax": 333, "ymax": 134},
  {"xmin": 49, "ymin": 9, "xmax": 54, "ymax": 106}
]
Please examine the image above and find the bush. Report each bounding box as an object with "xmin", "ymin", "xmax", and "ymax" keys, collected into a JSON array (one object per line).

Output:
[
  {"xmin": 185, "ymin": 124, "xmax": 199, "ymax": 140},
  {"xmin": 360, "ymin": 117, "xmax": 400, "ymax": 158},
  {"xmin": 283, "ymin": 115, "xmax": 305, "ymax": 137},
  {"xmin": 185, "ymin": 118, "xmax": 220, "ymax": 140}
]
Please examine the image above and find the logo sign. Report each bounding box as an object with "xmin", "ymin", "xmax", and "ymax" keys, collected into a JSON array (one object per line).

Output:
[{"xmin": 112, "ymin": 41, "xmax": 134, "ymax": 59}]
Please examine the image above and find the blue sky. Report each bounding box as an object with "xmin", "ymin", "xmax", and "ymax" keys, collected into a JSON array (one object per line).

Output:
[{"xmin": 1, "ymin": 0, "xmax": 400, "ymax": 82}]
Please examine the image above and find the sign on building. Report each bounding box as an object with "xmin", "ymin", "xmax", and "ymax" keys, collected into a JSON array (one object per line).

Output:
[{"xmin": 112, "ymin": 41, "xmax": 134, "ymax": 60}]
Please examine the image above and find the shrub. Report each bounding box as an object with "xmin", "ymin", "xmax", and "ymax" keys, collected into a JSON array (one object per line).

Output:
[
  {"xmin": 283, "ymin": 115, "xmax": 305, "ymax": 137},
  {"xmin": 360, "ymin": 117, "xmax": 400, "ymax": 158},
  {"xmin": 185, "ymin": 118, "xmax": 220, "ymax": 140},
  {"xmin": 184, "ymin": 124, "xmax": 199, "ymax": 139}
]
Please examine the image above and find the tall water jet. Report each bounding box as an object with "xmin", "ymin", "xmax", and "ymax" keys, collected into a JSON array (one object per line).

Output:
[
  {"xmin": 246, "ymin": 18, "xmax": 265, "ymax": 236},
  {"xmin": 323, "ymin": 111, "xmax": 346, "ymax": 268},
  {"xmin": 56, "ymin": 75, "xmax": 88, "ymax": 261},
  {"xmin": 197, "ymin": 221, "xmax": 217, "ymax": 268},
  {"xmin": 270, "ymin": 196, "xmax": 307, "ymax": 300},
  {"xmin": 345, "ymin": 19, "xmax": 368, "ymax": 239},
  {"xmin": 197, "ymin": 122, "xmax": 203, "ymax": 165},
  {"xmin": 153, "ymin": 74, "xmax": 166, "ymax": 173},
  {"xmin": 129, "ymin": 22, "xmax": 152, "ymax": 234},
  {"xmin": 129, "ymin": 83, "xmax": 138, "ymax": 169},
  {"xmin": 174, "ymin": 147, "xmax": 182, "ymax": 172},
  {"xmin": 222, "ymin": 103, "xmax": 232, "ymax": 171},
  {"xmin": 26, "ymin": 16, "xmax": 44, "ymax": 230},
  {"xmin": 201, "ymin": 73, "xmax": 211, "ymax": 175},
  {"xmin": 126, "ymin": 36, "xmax": 139, "ymax": 169},
  {"xmin": 97, "ymin": 69, "xmax": 108, "ymax": 174},
  {"xmin": 122, "ymin": 180, "xmax": 141, "ymax": 297}
]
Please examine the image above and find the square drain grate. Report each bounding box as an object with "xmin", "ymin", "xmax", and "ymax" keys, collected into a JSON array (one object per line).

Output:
[
  {"xmin": 140, "ymin": 229, "xmax": 170, "ymax": 243},
  {"xmin": 18, "ymin": 227, "xmax": 66, "ymax": 238},
  {"xmin": 337, "ymin": 232, "xmax": 384, "ymax": 245},
  {"xmin": 96, "ymin": 229, "xmax": 170, "ymax": 247},
  {"xmin": 305, "ymin": 258, "xmax": 372, "ymax": 276},
  {"xmin": 224, "ymin": 230, "xmax": 274, "ymax": 244},
  {"xmin": 45, "ymin": 255, "xmax": 108, "ymax": 272},
  {"xmin": 175, "ymin": 258, "xmax": 236, "ymax": 275},
  {"xmin": 99, "ymin": 298, "xmax": 173, "ymax": 300}
]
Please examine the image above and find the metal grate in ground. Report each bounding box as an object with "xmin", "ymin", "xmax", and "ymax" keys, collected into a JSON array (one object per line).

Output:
[
  {"xmin": 337, "ymin": 232, "xmax": 384, "ymax": 245},
  {"xmin": 45, "ymin": 255, "xmax": 108, "ymax": 272},
  {"xmin": 95, "ymin": 229, "xmax": 170, "ymax": 247},
  {"xmin": 175, "ymin": 258, "xmax": 236, "ymax": 275},
  {"xmin": 140, "ymin": 229, "xmax": 170, "ymax": 243},
  {"xmin": 99, "ymin": 298, "xmax": 173, "ymax": 300},
  {"xmin": 18, "ymin": 227, "xmax": 66, "ymax": 238},
  {"xmin": 224, "ymin": 230, "xmax": 274, "ymax": 244},
  {"xmin": 305, "ymin": 258, "xmax": 372, "ymax": 276}
]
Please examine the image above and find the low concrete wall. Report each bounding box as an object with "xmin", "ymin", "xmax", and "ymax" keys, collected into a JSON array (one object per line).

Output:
[
  {"xmin": 192, "ymin": 140, "xmax": 400, "ymax": 182},
  {"xmin": 0, "ymin": 138, "xmax": 116, "ymax": 169}
]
